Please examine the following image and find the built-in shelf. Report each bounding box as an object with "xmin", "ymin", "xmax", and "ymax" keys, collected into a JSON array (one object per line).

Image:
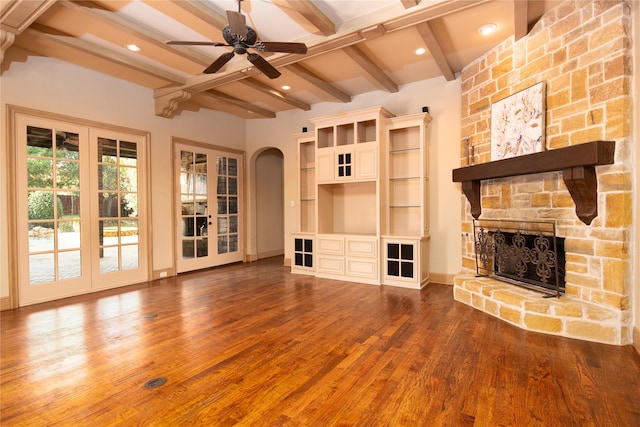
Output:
[{"xmin": 452, "ymin": 140, "xmax": 615, "ymax": 225}]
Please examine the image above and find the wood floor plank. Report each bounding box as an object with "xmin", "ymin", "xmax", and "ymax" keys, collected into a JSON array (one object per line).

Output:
[{"xmin": 2, "ymin": 256, "xmax": 640, "ymax": 426}]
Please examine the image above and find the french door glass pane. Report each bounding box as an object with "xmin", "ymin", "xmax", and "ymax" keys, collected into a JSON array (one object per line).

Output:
[
  {"xmin": 228, "ymin": 158, "xmax": 237, "ymax": 176},
  {"xmin": 216, "ymin": 156, "xmax": 239, "ymax": 255},
  {"xmin": 26, "ymin": 125, "xmax": 82, "ymax": 284},
  {"xmin": 120, "ymin": 141, "xmax": 138, "ymax": 166},
  {"xmin": 58, "ymin": 250, "xmax": 81, "ymax": 280},
  {"xmin": 100, "ymin": 246, "xmax": 119, "ymax": 273},
  {"xmin": 29, "ymin": 253, "xmax": 54, "ymax": 284},
  {"xmin": 98, "ymin": 138, "xmax": 117, "ymax": 163},
  {"xmin": 27, "ymin": 158, "xmax": 54, "ymax": 188},
  {"xmin": 123, "ymin": 245, "xmax": 139, "ymax": 270},
  {"xmin": 180, "ymin": 150, "xmax": 208, "ymax": 259},
  {"xmin": 97, "ymin": 137, "xmax": 139, "ymax": 273}
]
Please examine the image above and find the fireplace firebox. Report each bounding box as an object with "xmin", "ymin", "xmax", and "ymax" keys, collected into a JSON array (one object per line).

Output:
[{"xmin": 473, "ymin": 219, "xmax": 565, "ymax": 297}]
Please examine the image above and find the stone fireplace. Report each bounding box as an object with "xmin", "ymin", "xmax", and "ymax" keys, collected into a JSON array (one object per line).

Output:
[{"xmin": 454, "ymin": 0, "xmax": 632, "ymax": 345}]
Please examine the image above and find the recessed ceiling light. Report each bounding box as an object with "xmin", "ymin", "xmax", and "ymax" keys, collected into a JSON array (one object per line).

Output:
[
  {"xmin": 415, "ymin": 47, "xmax": 426, "ymax": 55},
  {"xmin": 281, "ymin": 85, "xmax": 291, "ymax": 90},
  {"xmin": 478, "ymin": 23, "xmax": 497, "ymax": 36},
  {"xmin": 126, "ymin": 44, "xmax": 141, "ymax": 52}
]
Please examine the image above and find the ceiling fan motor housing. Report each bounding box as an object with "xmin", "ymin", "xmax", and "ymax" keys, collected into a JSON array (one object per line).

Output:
[{"xmin": 223, "ymin": 25, "xmax": 258, "ymax": 54}]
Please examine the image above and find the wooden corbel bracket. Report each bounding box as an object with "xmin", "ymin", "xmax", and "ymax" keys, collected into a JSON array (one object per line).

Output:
[
  {"xmin": 154, "ymin": 87, "xmax": 191, "ymax": 118},
  {"xmin": 452, "ymin": 141, "xmax": 615, "ymax": 225}
]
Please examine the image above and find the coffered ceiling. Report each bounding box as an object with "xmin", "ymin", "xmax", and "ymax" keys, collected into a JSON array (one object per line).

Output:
[{"xmin": 1, "ymin": 0, "xmax": 556, "ymax": 119}]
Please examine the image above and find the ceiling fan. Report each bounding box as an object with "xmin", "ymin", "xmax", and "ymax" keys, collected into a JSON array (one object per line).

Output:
[{"xmin": 166, "ymin": 0, "xmax": 308, "ymax": 79}]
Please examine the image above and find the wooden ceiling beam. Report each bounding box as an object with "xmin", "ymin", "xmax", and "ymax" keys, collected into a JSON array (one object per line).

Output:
[
  {"xmin": 0, "ymin": 0, "xmax": 56, "ymax": 33},
  {"xmin": 415, "ymin": 21, "xmax": 455, "ymax": 81},
  {"xmin": 141, "ymin": 0, "xmax": 227, "ymax": 41},
  {"xmin": 400, "ymin": 0, "xmax": 421, "ymax": 9},
  {"xmin": 384, "ymin": 0, "xmax": 493, "ymax": 32},
  {"xmin": 58, "ymin": 0, "xmax": 213, "ymax": 67},
  {"xmin": 166, "ymin": 0, "xmax": 228, "ymax": 32},
  {"xmin": 513, "ymin": 0, "xmax": 529, "ymax": 41},
  {"xmin": 342, "ymin": 45, "xmax": 397, "ymax": 93},
  {"xmin": 238, "ymin": 78, "xmax": 311, "ymax": 111},
  {"xmin": 286, "ymin": 63, "xmax": 351, "ymax": 103},
  {"xmin": 25, "ymin": 26, "xmax": 187, "ymax": 84},
  {"xmin": 270, "ymin": 0, "xmax": 336, "ymax": 36},
  {"xmin": 196, "ymin": 91, "xmax": 276, "ymax": 119}
]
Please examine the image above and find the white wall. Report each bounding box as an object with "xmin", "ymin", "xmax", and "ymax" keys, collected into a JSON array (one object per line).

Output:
[
  {"xmin": 0, "ymin": 52, "xmax": 246, "ymax": 299},
  {"xmin": 245, "ymin": 77, "xmax": 463, "ymax": 280}
]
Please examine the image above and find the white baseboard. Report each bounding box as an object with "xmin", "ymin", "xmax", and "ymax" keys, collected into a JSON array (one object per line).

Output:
[
  {"xmin": 257, "ymin": 249, "xmax": 284, "ymax": 259},
  {"xmin": 429, "ymin": 272, "xmax": 455, "ymax": 285}
]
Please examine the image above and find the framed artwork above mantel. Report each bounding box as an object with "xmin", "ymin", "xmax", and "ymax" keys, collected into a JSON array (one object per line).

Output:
[{"xmin": 490, "ymin": 81, "xmax": 546, "ymax": 161}]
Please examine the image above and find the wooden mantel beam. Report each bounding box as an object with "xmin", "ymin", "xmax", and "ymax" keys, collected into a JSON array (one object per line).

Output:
[{"xmin": 452, "ymin": 141, "xmax": 615, "ymax": 225}]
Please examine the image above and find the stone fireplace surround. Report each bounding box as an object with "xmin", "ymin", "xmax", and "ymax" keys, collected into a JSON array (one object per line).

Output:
[
  {"xmin": 455, "ymin": 1, "xmax": 632, "ymax": 345},
  {"xmin": 453, "ymin": 142, "xmax": 627, "ymax": 344}
]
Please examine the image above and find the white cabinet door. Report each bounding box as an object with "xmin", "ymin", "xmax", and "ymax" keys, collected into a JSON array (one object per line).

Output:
[
  {"xmin": 334, "ymin": 146, "xmax": 354, "ymax": 181},
  {"xmin": 316, "ymin": 150, "xmax": 334, "ymax": 183},
  {"xmin": 355, "ymin": 144, "xmax": 377, "ymax": 180}
]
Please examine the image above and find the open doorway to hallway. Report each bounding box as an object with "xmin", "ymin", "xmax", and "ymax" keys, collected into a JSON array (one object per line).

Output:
[{"xmin": 255, "ymin": 148, "xmax": 284, "ymax": 260}]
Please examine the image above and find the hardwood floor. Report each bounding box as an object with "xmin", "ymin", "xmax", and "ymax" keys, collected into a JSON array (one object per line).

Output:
[{"xmin": 2, "ymin": 256, "xmax": 639, "ymax": 426}]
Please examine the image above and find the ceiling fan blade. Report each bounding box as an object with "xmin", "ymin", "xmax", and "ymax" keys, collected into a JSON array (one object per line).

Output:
[
  {"xmin": 167, "ymin": 41, "xmax": 227, "ymax": 46},
  {"xmin": 247, "ymin": 53, "xmax": 281, "ymax": 79},
  {"xmin": 260, "ymin": 42, "xmax": 308, "ymax": 54},
  {"xmin": 226, "ymin": 10, "xmax": 247, "ymax": 39},
  {"xmin": 203, "ymin": 52, "xmax": 235, "ymax": 74}
]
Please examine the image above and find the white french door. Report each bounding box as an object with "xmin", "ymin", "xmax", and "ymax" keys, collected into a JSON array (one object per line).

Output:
[
  {"xmin": 175, "ymin": 143, "xmax": 243, "ymax": 273},
  {"xmin": 14, "ymin": 113, "xmax": 149, "ymax": 306},
  {"xmin": 91, "ymin": 129, "xmax": 148, "ymax": 289}
]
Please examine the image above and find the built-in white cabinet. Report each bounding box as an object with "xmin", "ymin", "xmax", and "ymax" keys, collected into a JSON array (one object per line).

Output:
[
  {"xmin": 296, "ymin": 133, "xmax": 316, "ymax": 233},
  {"xmin": 291, "ymin": 107, "xmax": 431, "ymax": 289},
  {"xmin": 313, "ymin": 107, "xmax": 393, "ymax": 183},
  {"xmin": 382, "ymin": 113, "xmax": 431, "ymax": 288},
  {"xmin": 385, "ymin": 114, "xmax": 431, "ymax": 237},
  {"xmin": 291, "ymin": 132, "xmax": 316, "ymax": 275}
]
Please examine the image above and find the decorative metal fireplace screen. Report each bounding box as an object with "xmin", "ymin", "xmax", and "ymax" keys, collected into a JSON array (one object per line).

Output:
[{"xmin": 473, "ymin": 219, "xmax": 565, "ymax": 297}]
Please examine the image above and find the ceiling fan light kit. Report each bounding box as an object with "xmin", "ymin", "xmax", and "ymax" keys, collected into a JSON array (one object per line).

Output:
[{"xmin": 166, "ymin": 0, "xmax": 307, "ymax": 79}]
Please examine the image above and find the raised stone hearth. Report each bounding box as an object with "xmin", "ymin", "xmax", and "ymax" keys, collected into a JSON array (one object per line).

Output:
[{"xmin": 454, "ymin": 275, "xmax": 627, "ymax": 344}]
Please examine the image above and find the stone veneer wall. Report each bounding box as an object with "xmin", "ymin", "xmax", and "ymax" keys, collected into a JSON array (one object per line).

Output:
[{"xmin": 455, "ymin": 0, "xmax": 633, "ymax": 344}]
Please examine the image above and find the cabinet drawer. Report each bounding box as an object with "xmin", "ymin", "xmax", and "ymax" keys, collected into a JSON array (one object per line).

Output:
[
  {"xmin": 345, "ymin": 237, "xmax": 378, "ymax": 258},
  {"xmin": 317, "ymin": 256, "xmax": 345, "ymax": 275},
  {"xmin": 346, "ymin": 258, "xmax": 378, "ymax": 279},
  {"xmin": 317, "ymin": 235, "xmax": 345, "ymax": 255}
]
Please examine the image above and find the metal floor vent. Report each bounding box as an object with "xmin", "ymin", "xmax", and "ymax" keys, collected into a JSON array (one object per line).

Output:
[{"xmin": 144, "ymin": 377, "xmax": 167, "ymax": 389}]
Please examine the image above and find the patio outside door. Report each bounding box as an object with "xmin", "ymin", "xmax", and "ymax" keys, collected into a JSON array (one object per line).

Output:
[{"xmin": 175, "ymin": 143, "xmax": 243, "ymax": 273}]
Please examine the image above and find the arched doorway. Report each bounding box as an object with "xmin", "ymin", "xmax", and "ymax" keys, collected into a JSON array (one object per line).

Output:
[{"xmin": 254, "ymin": 148, "xmax": 284, "ymax": 260}]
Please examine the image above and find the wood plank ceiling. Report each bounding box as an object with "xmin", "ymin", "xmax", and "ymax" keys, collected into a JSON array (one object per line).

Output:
[{"xmin": 1, "ymin": 0, "xmax": 556, "ymax": 119}]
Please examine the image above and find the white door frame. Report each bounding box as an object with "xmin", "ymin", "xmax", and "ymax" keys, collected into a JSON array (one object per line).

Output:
[{"xmin": 172, "ymin": 137, "xmax": 245, "ymax": 273}]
